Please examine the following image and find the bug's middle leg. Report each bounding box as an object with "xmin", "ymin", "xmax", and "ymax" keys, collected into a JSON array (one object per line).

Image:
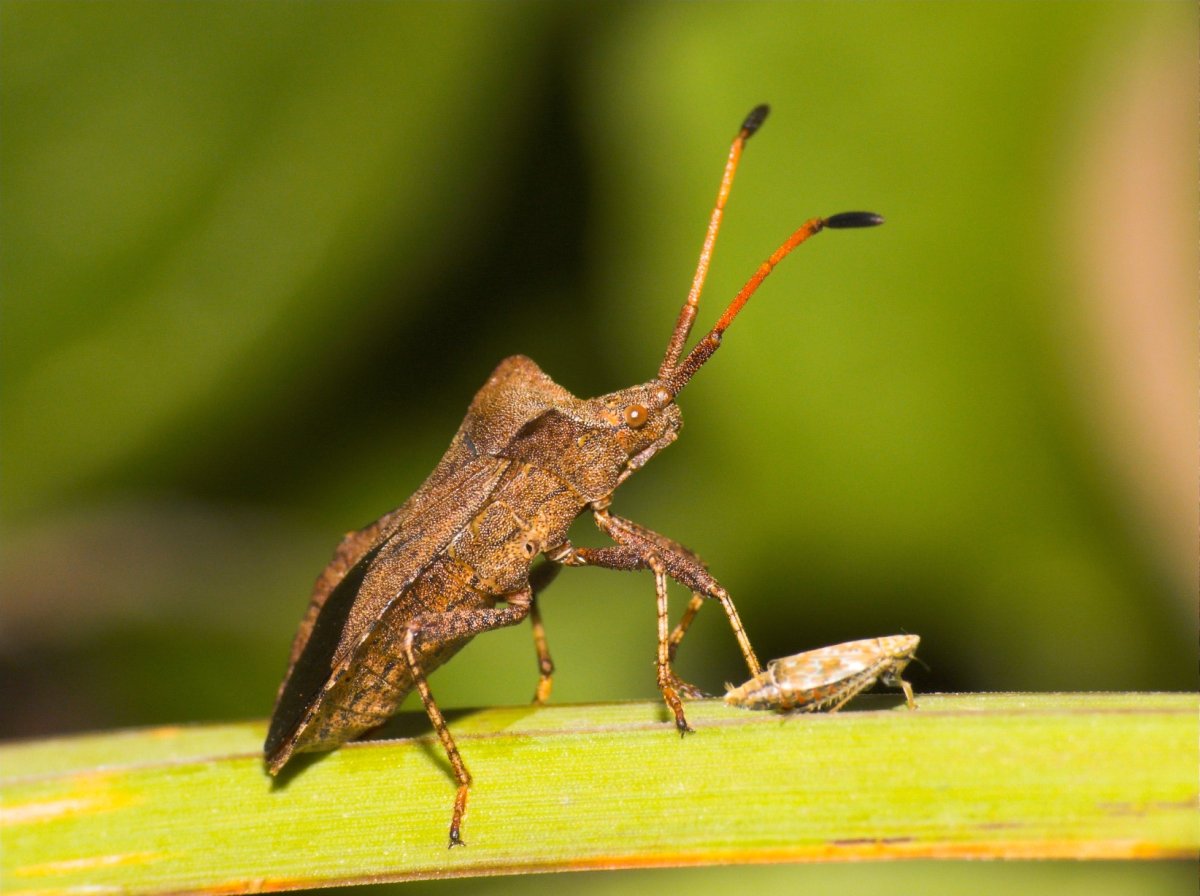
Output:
[
  {"xmin": 547, "ymin": 508, "xmax": 762, "ymax": 728},
  {"xmin": 402, "ymin": 588, "xmax": 534, "ymax": 847},
  {"xmin": 527, "ymin": 561, "xmax": 561, "ymax": 705},
  {"xmin": 547, "ymin": 539, "xmax": 697, "ymax": 726}
]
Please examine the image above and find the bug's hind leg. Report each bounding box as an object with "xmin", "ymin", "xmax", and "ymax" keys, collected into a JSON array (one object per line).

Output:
[{"xmin": 401, "ymin": 589, "xmax": 533, "ymax": 847}]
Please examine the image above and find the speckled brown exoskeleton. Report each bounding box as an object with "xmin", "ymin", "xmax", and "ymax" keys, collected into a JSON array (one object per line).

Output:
[{"xmin": 265, "ymin": 104, "xmax": 883, "ymax": 846}]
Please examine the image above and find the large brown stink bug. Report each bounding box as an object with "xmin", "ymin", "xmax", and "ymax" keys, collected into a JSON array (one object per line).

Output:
[{"xmin": 265, "ymin": 104, "xmax": 883, "ymax": 845}]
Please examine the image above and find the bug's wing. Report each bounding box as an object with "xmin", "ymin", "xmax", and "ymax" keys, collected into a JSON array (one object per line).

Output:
[
  {"xmin": 279, "ymin": 516, "xmax": 393, "ymax": 676},
  {"xmin": 272, "ymin": 355, "xmax": 570, "ymax": 685},
  {"xmin": 265, "ymin": 454, "xmax": 510, "ymax": 762},
  {"xmin": 266, "ymin": 354, "xmax": 584, "ymax": 765},
  {"xmin": 771, "ymin": 646, "xmax": 874, "ymax": 684},
  {"xmin": 276, "ymin": 422, "xmax": 487, "ymax": 681}
]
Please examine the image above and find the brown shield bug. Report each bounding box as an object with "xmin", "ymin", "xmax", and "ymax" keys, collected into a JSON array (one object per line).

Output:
[
  {"xmin": 724, "ymin": 635, "xmax": 920, "ymax": 713},
  {"xmin": 265, "ymin": 104, "xmax": 883, "ymax": 846}
]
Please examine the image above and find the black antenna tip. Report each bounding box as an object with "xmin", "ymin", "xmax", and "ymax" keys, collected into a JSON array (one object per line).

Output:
[
  {"xmin": 741, "ymin": 104, "xmax": 770, "ymax": 137},
  {"xmin": 825, "ymin": 211, "xmax": 885, "ymax": 229}
]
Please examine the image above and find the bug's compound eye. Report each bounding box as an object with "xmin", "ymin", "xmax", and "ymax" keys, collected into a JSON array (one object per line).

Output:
[{"xmin": 622, "ymin": 403, "xmax": 649, "ymax": 429}]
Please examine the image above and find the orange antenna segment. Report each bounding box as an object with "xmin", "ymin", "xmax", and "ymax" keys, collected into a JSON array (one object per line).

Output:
[
  {"xmin": 712, "ymin": 216, "xmax": 823, "ymax": 336},
  {"xmin": 659, "ymin": 104, "xmax": 770, "ymax": 379},
  {"xmin": 666, "ymin": 211, "xmax": 884, "ymax": 394}
]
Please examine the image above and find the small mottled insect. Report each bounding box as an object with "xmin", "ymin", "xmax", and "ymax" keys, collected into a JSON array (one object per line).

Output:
[
  {"xmin": 724, "ymin": 635, "xmax": 920, "ymax": 712},
  {"xmin": 266, "ymin": 104, "xmax": 883, "ymax": 847}
]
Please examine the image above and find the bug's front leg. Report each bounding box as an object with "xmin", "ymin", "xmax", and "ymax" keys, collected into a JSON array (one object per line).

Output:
[
  {"xmin": 402, "ymin": 588, "xmax": 534, "ymax": 848},
  {"xmin": 549, "ymin": 509, "xmax": 762, "ymax": 731},
  {"xmin": 547, "ymin": 539, "xmax": 694, "ymax": 729},
  {"xmin": 596, "ymin": 509, "xmax": 762, "ymax": 679},
  {"xmin": 647, "ymin": 551, "xmax": 694, "ymax": 733}
]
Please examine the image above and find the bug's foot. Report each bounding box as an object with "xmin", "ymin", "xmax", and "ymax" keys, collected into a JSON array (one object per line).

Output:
[
  {"xmin": 448, "ymin": 785, "xmax": 469, "ymax": 848},
  {"xmin": 531, "ymin": 675, "xmax": 553, "ymax": 706},
  {"xmin": 662, "ymin": 689, "xmax": 695, "ymax": 736}
]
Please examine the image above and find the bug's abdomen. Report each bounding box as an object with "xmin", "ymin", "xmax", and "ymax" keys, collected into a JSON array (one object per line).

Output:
[
  {"xmin": 267, "ymin": 555, "xmax": 492, "ymax": 769},
  {"xmin": 266, "ymin": 464, "xmax": 583, "ymax": 773}
]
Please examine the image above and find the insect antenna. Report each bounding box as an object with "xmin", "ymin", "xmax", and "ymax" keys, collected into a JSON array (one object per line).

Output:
[
  {"xmin": 664, "ymin": 210, "xmax": 884, "ymax": 395},
  {"xmin": 659, "ymin": 104, "xmax": 769, "ymax": 380},
  {"xmin": 908, "ymin": 647, "xmax": 932, "ymax": 673}
]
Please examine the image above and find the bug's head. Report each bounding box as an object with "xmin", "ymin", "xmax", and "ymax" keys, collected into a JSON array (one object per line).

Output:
[{"xmin": 586, "ymin": 381, "xmax": 682, "ymax": 485}]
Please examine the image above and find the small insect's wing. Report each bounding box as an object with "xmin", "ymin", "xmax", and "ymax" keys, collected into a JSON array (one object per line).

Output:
[
  {"xmin": 726, "ymin": 639, "xmax": 889, "ymax": 712},
  {"xmin": 265, "ymin": 454, "xmax": 510, "ymax": 763},
  {"xmin": 770, "ymin": 643, "xmax": 874, "ymax": 684}
]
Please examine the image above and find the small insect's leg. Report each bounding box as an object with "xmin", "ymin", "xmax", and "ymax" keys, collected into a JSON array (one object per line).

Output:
[
  {"xmin": 650, "ymin": 554, "xmax": 693, "ymax": 735},
  {"xmin": 826, "ymin": 674, "xmax": 877, "ymax": 713},
  {"xmin": 882, "ymin": 665, "xmax": 918, "ymax": 710},
  {"xmin": 528, "ymin": 562, "xmax": 560, "ymax": 705},
  {"xmin": 401, "ymin": 591, "xmax": 534, "ymax": 847}
]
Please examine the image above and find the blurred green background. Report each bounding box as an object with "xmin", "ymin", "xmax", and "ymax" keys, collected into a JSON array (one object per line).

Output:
[{"xmin": 2, "ymin": 1, "xmax": 1195, "ymax": 893}]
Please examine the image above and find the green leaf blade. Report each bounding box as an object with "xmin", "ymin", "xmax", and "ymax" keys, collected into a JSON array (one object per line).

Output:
[{"xmin": 2, "ymin": 694, "xmax": 1196, "ymax": 893}]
